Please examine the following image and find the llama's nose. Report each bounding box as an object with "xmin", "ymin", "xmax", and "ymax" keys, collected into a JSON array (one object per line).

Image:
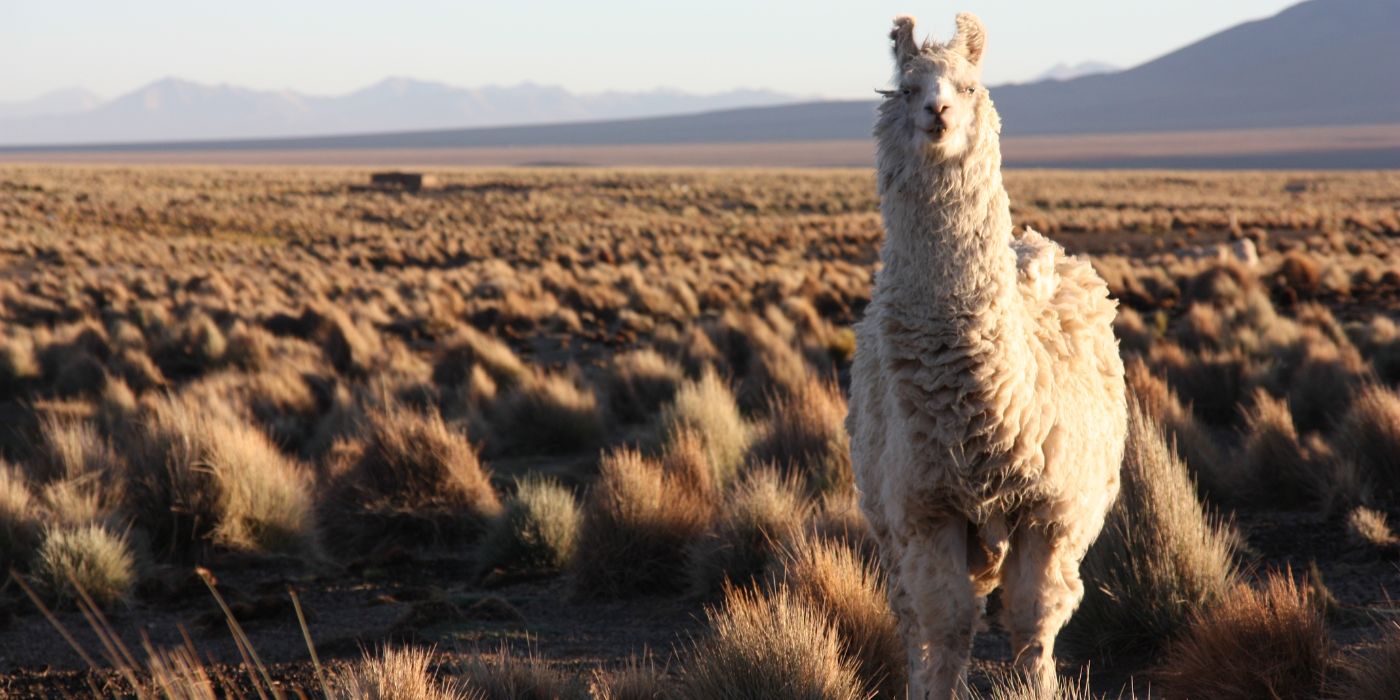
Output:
[{"xmin": 925, "ymin": 103, "xmax": 950, "ymax": 116}]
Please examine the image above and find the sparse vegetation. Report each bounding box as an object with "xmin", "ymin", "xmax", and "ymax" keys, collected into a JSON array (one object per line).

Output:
[
  {"xmin": 1154, "ymin": 572, "xmax": 1334, "ymax": 700},
  {"xmin": 34, "ymin": 523, "xmax": 137, "ymax": 608},
  {"xmin": 477, "ymin": 474, "xmax": 581, "ymax": 575},
  {"xmin": 1, "ymin": 166, "xmax": 1399, "ymax": 696},
  {"xmin": 679, "ymin": 585, "xmax": 864, "ymax": 700},
  {"xmin": 332, "ymin": 646, "xmax": 470, "ymax": 700},
  {"xmin": 571, "ymin": 448, "xmax": 714, "ymax": 597},
  {"xmin": 687, "ymin": 468, "xmax": 806, "ymax": 596}
]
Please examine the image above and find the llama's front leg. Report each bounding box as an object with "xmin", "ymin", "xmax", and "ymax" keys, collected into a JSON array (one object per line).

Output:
[
  {"xmin": 999, "ymin": 523, "xmax": 1083, "ymax": 691},
  {"xmin": 900, "ymin": 517, "xmax": 976, "ymax": 700}
]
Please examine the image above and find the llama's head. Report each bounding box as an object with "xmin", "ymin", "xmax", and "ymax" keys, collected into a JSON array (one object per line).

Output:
[{"xmin": 876, "ymin": 13, "xmax": 1000, "ymax": 168}]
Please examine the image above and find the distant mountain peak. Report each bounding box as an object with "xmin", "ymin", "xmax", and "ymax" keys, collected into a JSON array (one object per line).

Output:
[{"xmin": 1032, "ymin": 61, "xmax": 1117, "ymax": 82}]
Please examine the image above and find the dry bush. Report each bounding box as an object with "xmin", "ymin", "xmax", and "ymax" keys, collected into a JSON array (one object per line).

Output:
[
  {"xmin": 706, "ymin": 312, "xmax": 810, "ymax": 410},
  {"xmin": 1, "ymin": 463, "xmax": 40, "ymax": 569},
  {"xmin": 1178, "ymin": 303, "xmax": 1224, "ymax": 351},
  {"xmin": 477, "ymin": 474, "xmax": 581, "ymax": 575},
  {"xmin": 1183, "ymin": 259, "xmax": 1256, "ymax": 309},
  {"xmin": 1286, "ymin": 338, "xmax": 1371, "ymax": 434},
  {"xmin": 0, "ymin": 333, "xmax": 41, "ymax": 392},
  {"xmin": 688, "ymin": 468, "xmax": 807, "ymax": 596},
  {"xmin": 604, "ymin": 348, "xmax": 684, "ymax": 424},
  {"xmin": 659, "ymin": 428, "xmax": 719, "ymax": 504},
  {"xmin": 37, "ymin": 414, "xmax": 122, "ymax": 484},
  {"xmin": 332, "ymin": 646, "xmax": 471, "ymax": 700},
  {"xmin": 313, "ymin": 306, "xmax": 384, "ymax": 378},
  {"xmin": 35, "ymin": 523, "xmax": 137, "ymax": 608},
  {"xmin": 40, "ymin": 478, "xmax": 108, "ymax": 528},
  {"xmin": 1335, "ymin": 385, "xmax": 1400, "ymax": 499},
  {"xmin": 771, "ymin": 533, "xmax": 904, "ymax": 699},
  {"xmin": 572, "ymin": 448, "xmax": 715, "ymax": 598},
  {"xmin": 457, "ymin": 647, "xmax": 583, "ymax": 700},
  {"xmin": 1240, "ymin": 389, "xmax": 1317, "ymax": 505},
  {"xmin": 129, "ymin": 393, "xmax": 319, "ymax": 558},
  {"xmin": 1344, "ymin": 506, "xmax": 1399, "ymax": 555},
  {"xmin": 1159, "ymin": 346, "xmax": 1249, "ymax": 426},
  {"xmin": 1334, "ymin": 623, "xmax": 1400, "ymax": 700},
  {"xmin": 224, "ymin": 321, "xmax": 273, "ymax": 371},
  {"xmin": 432, "ymin": 325, "xmax": 529, "ymax": 389},
  {"xmin": 679, "ymin": 585, "xmax": 864, "ymax": 700},
  {"xmin": 1112, "ymin": 307, "xmax": 1154, "ymax": 357},
  {"xmin": 1154, "ymin": 572, "xmax": 1334, "ymax": 700},
  {"xmin": 1275, "ymin": 251, "xmax": 1323, "ymax": 300},
  {"xmin": 746, "ymin": 374, "xmax": 852, "ymax": 497},
  {"xmin": 332, "ymin": 406, "xmax": 501, "ymax": 551},
  {"xmin": 590, "ymin": 656, "xmax": 667, "ymax": 700},
  {"xmin": 981, "ymin": 672, "xmax": 1098, "ymax": 700},
  {"xmin": 804, "ymin": 491, "xmax": 876, "ymax": 563},
  {"xmin": 490, "ymin": 371, "xmax": 605, "ymax": 456},
  {"xmin": 1124, "ymin": 359, "xmax": 1232, "ymax": 498},
  {"xmin": 1063, "ymin": 400, "xmax": 1239, "ymax": 661},
  {"xmin": 661, "ymin": 369, "xmax": 750, "ymax": 487},
  {"xmin": 109, "ymin": 346, "xmax": 167, "ymax": 394}
]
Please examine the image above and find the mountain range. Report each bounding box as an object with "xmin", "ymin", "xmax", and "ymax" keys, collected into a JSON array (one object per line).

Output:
[
  {"xmin": 1, "ymin": 0, "xmax": 1395, "ymax": 153},
  {"xmin": 0, "ymin": 79, "xmax": 798, "ymax": 146}
]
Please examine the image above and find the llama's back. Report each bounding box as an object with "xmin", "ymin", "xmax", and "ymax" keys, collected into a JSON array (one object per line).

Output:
[{"xmin": 1012, "ymin": 227, "xmax": 1126, "ymax": 530}]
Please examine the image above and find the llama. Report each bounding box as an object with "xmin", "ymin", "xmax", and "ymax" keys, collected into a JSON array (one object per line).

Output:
[{"xmin": 846, "ymin": 13, "xmax": 1127, "ymax": 698}]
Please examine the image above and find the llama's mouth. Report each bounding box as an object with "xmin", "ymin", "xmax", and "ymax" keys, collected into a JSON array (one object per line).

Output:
[{"xmin": 925, "ymin": 124, "xmax": 947, "ymax": 140}]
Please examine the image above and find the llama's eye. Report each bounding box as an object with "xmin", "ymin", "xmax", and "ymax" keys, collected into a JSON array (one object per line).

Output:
[
  {"xmin": 961, "ymin": 85, "xmax": 978, "ymax": 95},
  {"xmin": 900, "ymin": 86, "xmax": 913, "ymax": 96}
]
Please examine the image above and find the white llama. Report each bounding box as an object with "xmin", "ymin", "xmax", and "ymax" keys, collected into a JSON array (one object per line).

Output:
[{"xmin": 847, "ymin": 13, "xmax": 1127, "ymax": 698}]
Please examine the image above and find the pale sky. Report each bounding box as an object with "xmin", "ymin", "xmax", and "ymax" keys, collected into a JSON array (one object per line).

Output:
[{"xmin": 1, "ymin": 0, "xmax": 1299, "ymax": 103}]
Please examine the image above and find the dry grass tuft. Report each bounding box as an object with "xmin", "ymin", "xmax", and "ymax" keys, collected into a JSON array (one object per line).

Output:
[
  {"xmin": 35, "ymin": 523, "xmax": 137, "ymax": 608},
  {"xmin": 38, "ymin": 414, "xmax": 123, "ymax": 483},
  {"xmin": 679, "ymin": 585, "xmax": 864, "ymax": 700},
  {"xmin": 605, "ymin": 349, "xmax": 684, "ymax": 424},
  {"xmin": 332, "ymin": 646, "xmax": 472, "ymax": 700},
  {"xmin": 772, "ymin": 533, "xmax": 905, "ymax": 699},
  {"xmin": 457, "ymin": 646, "xmax": 583, "ymax": 700},
  {"xmin": 477, "ymin": 475, "xmax": 581, "ymax": 575},
  {"xmin": 572, "ymin": 448, "xmax": 715, "ymax": 598},
  {"xmin": 687, "ymin": 468, "xmax": 807, "ymax": 596},
  {"xmin": 0, "ymin": 333, "xmax": 41, "ymax": 391},
  {"xmin": 746, "ymin": 374, "xmax": 852, "ymax": 497},
  {"xmin": 1286, "ymin": 338, "xmax": 1371, "ymax": 434},
  {"xmin": 589, "ymin": 655, "xmax": 668, "ymax": 700},
  {"xmin": 661, "ymin": 369, "xmax": 750, "ymax": 487},
  {"xmin": 491, "ymin": 371, "xmax": 605, "ymax": 456},
  {"xmin": 981, "ymin": 671, "xmax": 1099, "ymax": 700},
  {"xmin": 1113, "ymin": 306, "xmax": 1154, "ymax": 357},
  {"xmin": 1124, "ymin": 359, "xmax": 1233, "ymax": 498},
  {"xmin": 1334, "ymin": 623, "xmax": 1400, "ymax": 700},
  {"xmin": 1, "ymin": 463, "xmax": 40, "ymax": 569},
  {"xmin": 129, "ymin": 393, "xmax": 319, "ymax": 558},
  {"xmin": 1335, "ymin": 385, "xmax": 1400, "ymax": 499},
  {"xmin": 1154, "ymin": 572, "xmax": 1334, "ymax": 700},
  {"xmin": 1063, "ymin": 400, "xmax": 1238, "ymax": 661},
  {"xmin": 433, "ymin": 325, "xmax": 529, "ymax": 389},
  {"xmin": 1344, "ymin": 506, "xmax": 1399, "ymax": 555},
  {"xmin": 314, "ymin": 306, "xmax": 384, "ymax": 378},
  {"xmin": 333, "ymin": 406, "xmax": 501, "ymax": 550},
  {"xmin": 1240, "ymin": 389, "xmax": 1317, "ymax": 505}
]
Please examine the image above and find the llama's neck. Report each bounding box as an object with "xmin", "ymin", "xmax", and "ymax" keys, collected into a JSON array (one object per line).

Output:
[{"xmin": 874, "ymin": 136, "xmax": 1017, "ymax": 324}]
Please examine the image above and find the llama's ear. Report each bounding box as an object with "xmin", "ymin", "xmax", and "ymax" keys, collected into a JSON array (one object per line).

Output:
[
  {"xmin": 890, "ymin": 15, "xmax": 920, "ymax": 67},
  {"xmin": 947, "ymin": 12, "xmax": 987, "ymax": 67}
]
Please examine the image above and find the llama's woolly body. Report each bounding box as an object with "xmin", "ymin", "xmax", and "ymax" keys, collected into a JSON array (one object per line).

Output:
[{"xmin": 847, "ymin": 12, "xmax": 1126, "ymax": 698}]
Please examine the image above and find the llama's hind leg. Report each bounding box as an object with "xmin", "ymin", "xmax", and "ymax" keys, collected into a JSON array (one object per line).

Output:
[
  {"xmin": 999, "ymin": 523, "xmax": 1084, "ymax": 690},
  {"xmin": 901, "ymin": 517, "xmax": 977, "ymax": 700}
]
